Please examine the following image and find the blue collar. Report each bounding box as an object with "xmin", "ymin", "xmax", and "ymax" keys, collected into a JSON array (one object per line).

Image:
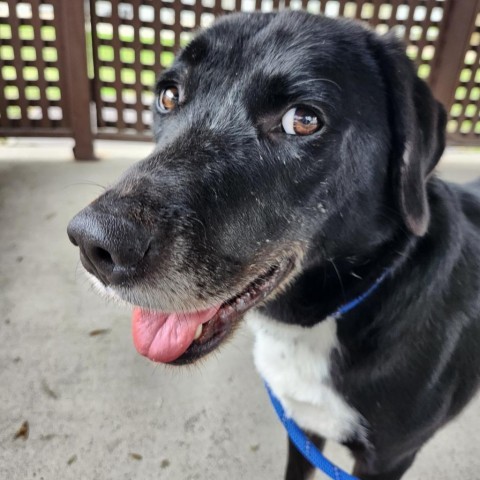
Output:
[
  {"xmin": 263, "ymin": 268, "xmax": 392, "ymax": 480},
  {"xmin": 333, "ymin": 268, "xmax": 392, "ymax": 318}
]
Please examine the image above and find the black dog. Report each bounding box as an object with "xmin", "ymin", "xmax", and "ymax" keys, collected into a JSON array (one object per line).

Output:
[{"xmin": 68, "ymin": 11, "xmax": 480, "ymax": 480}]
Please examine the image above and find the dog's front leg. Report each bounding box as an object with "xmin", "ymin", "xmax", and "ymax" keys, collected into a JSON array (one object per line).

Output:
[
  {"xmin": 285, "ymin": 434, "xmax": 326, "ymax": 480},
  {"xmin": 352, "ymin": 453, "xmax": 417, "ymax": 480}
]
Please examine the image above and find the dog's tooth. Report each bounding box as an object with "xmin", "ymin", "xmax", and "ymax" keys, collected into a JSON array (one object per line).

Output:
[
  {"xmin": 236, "ymin": 298, "xmax": 246, "ymax": 309},
  {"xmin": 194, "ymin": 324, "xmax": 203, "ymax": 340},
  {"xmin": 220, "ymin": 305, "xmax": 235, "ymax": 319}
]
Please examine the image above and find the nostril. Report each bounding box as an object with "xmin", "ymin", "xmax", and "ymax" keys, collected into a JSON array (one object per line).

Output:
[
  {"xmin": 68, "ymin": 208, "xmax": 151, "ymax": 285},
  {"xmin": 89, "ymin": 246, "xmax": 115, "ymax": 271},
  {"xmin": 92, "ymin": 246, "xmax": 113, "ymax": 265}
]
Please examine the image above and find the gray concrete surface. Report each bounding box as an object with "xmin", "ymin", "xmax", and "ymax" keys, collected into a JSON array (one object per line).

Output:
[{"xmin": 0, "ymin": 139, "xmax": 480, "ymax": 480}]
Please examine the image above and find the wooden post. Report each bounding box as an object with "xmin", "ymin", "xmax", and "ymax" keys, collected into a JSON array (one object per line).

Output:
[
  {"xmin": 428, "ymin": 0, "xmax": 480, "ymax": 111},
  {"xmin": 56, "ymin": 0, "xmax": 96, "ymax": 160}
]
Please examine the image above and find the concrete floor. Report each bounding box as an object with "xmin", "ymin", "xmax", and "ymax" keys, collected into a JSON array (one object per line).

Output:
[{"xmin": 0, "ymin": 139, "xmax": 479, "ymax": 480}]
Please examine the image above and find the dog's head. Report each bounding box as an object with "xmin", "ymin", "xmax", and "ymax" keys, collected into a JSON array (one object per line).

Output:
[{"xmin": 67, "ymin": 11, "xmax": 446, "ymax": 364}]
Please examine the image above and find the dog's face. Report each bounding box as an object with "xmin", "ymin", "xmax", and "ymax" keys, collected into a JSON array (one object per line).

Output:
[{"xmin": 67, "ymin": 11, "xmax": 445, "ymax": 364}]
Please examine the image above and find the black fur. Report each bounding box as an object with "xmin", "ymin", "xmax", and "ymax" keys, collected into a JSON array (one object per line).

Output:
[{"xmin": 68, "ymin": 11, "xmax": 480, "ymax": 480}]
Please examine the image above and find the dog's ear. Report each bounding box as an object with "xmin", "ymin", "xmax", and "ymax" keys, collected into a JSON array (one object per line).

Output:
[{"xmin": 369, "ymin": 33, "xmax": 447, "ymax": 236}]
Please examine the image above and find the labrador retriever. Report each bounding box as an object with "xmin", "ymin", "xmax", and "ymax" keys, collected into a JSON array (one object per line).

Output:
[{"xmin": 68, "ymin": 11, "xmax": 480, "ymax": 479}]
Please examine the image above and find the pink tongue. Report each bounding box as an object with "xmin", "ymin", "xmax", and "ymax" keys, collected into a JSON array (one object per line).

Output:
[{"xmin": 132, "ymin": 306, "xmax": 219, "ymax": 363}]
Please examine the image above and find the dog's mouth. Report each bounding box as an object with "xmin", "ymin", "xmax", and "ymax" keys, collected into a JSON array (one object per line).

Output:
[{"xmin": 132, "ymin": 258, "xmax": 294, "ymax": 365}]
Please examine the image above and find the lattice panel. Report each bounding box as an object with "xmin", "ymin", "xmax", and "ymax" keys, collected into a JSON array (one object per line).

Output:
[
  {"xmin": 0, "ymin": 0, "xmax": 68, "ymax": 129},
  {"xmin": 318, "ymin": 0, "xmax": 446, "ymax": 81},
  {"xmin": 91, "ymin": 0, "xmax": 185, "ymax": 135},
  {"xmin": 89, "ymin": 0, "xmax": 448, "ymax": 137},
  {"xmin": 240, "ymin": 0, "xmax": 446, "ymax": 80},
  {"xmin": 447, "ymin": 11, "xmax": 480, "ymax": 142}
]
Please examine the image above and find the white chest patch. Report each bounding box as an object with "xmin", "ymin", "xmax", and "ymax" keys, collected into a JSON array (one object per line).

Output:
[{"xmin": 247, "ymin": 311, "xmax": 367, "ymax": 443}]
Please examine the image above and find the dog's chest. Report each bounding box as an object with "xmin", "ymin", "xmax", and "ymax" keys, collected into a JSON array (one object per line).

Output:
[{"xmin": 247, "ymin": 312, "xmax": 365, "ymax": 443}]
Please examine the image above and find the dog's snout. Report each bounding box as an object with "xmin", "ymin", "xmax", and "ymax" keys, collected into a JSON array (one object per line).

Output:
[{"xmin": 67, "ymin": 207, "xmax": 151, "ymax": 285}]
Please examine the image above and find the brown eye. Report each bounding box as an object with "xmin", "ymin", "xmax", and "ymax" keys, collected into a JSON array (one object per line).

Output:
[
  {"xmin": 282, "ymin": 107, "xmax": 322, "ymax": 136},
  {"xmin": 157, "ymin": 86, "xmax": 179, "ymax": 113}
]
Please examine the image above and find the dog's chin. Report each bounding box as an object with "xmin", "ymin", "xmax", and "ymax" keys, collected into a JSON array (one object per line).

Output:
[{"xmin": 85, "ymin": 258, "xmax": 295, "ymax": 365}]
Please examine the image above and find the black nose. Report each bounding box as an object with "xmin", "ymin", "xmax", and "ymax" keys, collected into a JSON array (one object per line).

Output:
[{"xmin": 67, "ymin": 207, "xmax": 151, "ymax": 285}]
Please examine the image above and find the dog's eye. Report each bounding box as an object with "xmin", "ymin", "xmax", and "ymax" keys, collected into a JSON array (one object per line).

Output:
[
  {"xmin": 281, "ymin": 107, "xmax": 322, "ymax": 136},
  {"xmin": 156, "ymin": 87, "xmax": 179, "ymax": 113}
]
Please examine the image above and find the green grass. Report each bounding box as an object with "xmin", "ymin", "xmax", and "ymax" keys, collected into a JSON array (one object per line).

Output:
[
  {"xmin": 417, "ymin": 64, "xmax": 431, "ymax": 79},
  {"xmin": 0, "ymin": 24, "xmax": 11, "ymax": 39}
]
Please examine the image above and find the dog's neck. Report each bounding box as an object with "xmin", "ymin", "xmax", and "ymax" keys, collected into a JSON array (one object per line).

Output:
[
  {"xmin": 260, "ymin": 179, "xmax": 460, "ymax": 335},
  {"xmin": 260, "ymin": 230, "xmax": 416, "ymax": 329}
]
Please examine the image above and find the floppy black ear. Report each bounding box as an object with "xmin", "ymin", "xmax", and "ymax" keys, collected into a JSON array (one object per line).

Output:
[{"xmin": 369, "ymin": 34, "xmax": 447, "ymax": 236}]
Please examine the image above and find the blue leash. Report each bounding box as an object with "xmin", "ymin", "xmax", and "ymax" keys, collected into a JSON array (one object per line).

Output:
[
  {"xmin": 265, "ymin": 383, "xmax": 358, "ymax": 480},
  {"xmin": 263, "ymin": 269, "xmax": 392, "ymax": 480}
]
